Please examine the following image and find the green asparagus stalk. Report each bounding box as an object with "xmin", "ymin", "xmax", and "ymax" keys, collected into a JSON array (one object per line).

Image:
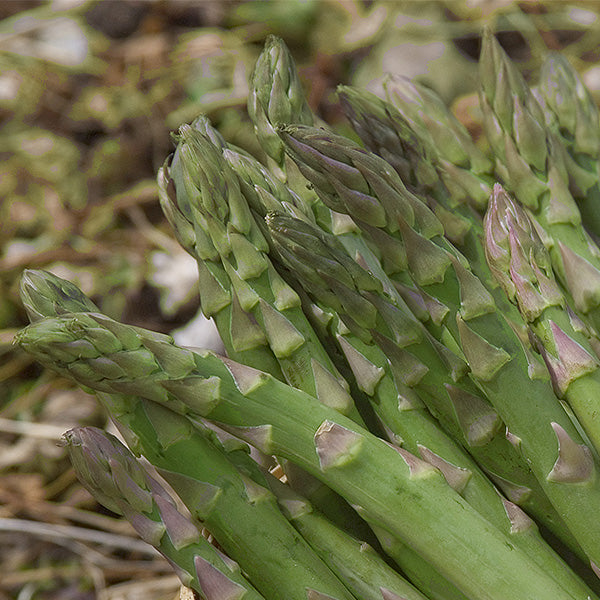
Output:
[
  {"xmin": 266, "ymin": 212, "xmax": 517, "ymax": 473},
  {"xmin": 192, "ymin": 134, "xmax": 477, "ymax": 600},
  {"xmin": 158, "ymin": 154, "xmax": 285, "ymax": 381},
  {"xmin": 335, "ymin": 85, "xmax": 520, "ymax": 321},
  {"xmin": 484, "ymin": 183, "xmax": 600, "ymax": 455},
  {"xmin": 479, "ymin": 28, "xmax": 600, "ymax": 333},
  {"xmin": 64, "ymin": 426, "xmax": 267, "ymax": 600},
  {"xmin": 270, "ymin": 216, "xmax": 494, "ymax": 600},
  {"xmin": 537, "ymin": 53, "xmax": 600, "ymax": 239},
  {"xmin": 221, "ymin": 434, "xmax": 431, "ymax": 600},
  {"xmin": 22, "ymin": 267, "xmax": 376, "ymax": 551},
  {"xmin": 248, "ymin": 35, "xmax": 314, "ymax": 169},
  {"xmin": 20, "ymin": 268, "xmax": 445, "ymax": 600},
  {"xmin": 110, "ymin": 399, "xmax": 359, "ymax": 600},
  {"xmin": 336, "ymin": 85, "xmax": 440, "ymax": 198},
  {"xmin": 273, "ymin": 123, "xmax": 548, "ymax": 494},
  {"xmin": 382, "ymin": 74, "xmax": 494, "ymax": 211},
  {"xmin": 15, "ymin": 311, "xmax": 597, "ymax": 600},
  {"xmin": 166, "ymin": 124, "xmax": 360, "ymax": 419},
  {"xmin": 165, "ymin": 124, "xmax": 385, "ymax": 542},
  {"xmin": 19, "ymin": 269, "xmax": 363, "ymax": 600},
  {"xmin": 266, "ymin": 211, "xmax": 599, "ymax": 597},
  {"xmin": 277, "ymin": 121, "xmax": 600, "ymax": 569}
]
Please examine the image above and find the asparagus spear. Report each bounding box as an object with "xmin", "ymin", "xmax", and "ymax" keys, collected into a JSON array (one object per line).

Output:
[
  {"xmin": 276, "ymin": 122, "xmax": 600, "ymax": 569},
  {"xmin": 158, "ymin": 154, "xmax": 285, "ymax": 381},
  {"xmin": 537, "ymin": 53, "xmax": 600, "ymax": 239},
  {"xmin": 382, "ymin": 74, "xmax": 493, "ymax": 211},
  {"xmin": 267, "ymin": 211, "xmax": 599, "ymax": 596},
  {"xmin": 22, "ymin": 267, "xmax": 377, "ymax": 550},
  {"xmin": 273, "ymin": 123, "xmax": 546, "ymax": 489},
  {"xmin": 166, "ymin": 124, "xmax": 360, "ymax": 419},
  {"xmin": 248, "ymin": 35, "xmax": 314, "ymax": 170},
  {"xmin": 479, "ymin": 29, "xmax": 600, "ymax": 333},
  {"xmin": 20, "ymin": 266, "xmax": 447, "ymax": 600},
  {"xmin": 335, "ymin": 85, "xmax": 520, "ymax": 321},
  {"xmin": 266, "ymin": 212, "xmax": 521, "ymax": 477},
  {"xmin": 164, "ymin": 122, "xmax": 386, "ymax": 547},
  {"xmin": 20, "ymin": 269, "xmax": 362, "ymax": 600},
  {"xmin": 183, "ymin": 122, "xmax": 477, "ymax": 598},
  {"xmin": 484, "ymin": 183, "xmax": 600, "ymax": 455},
  {"xmin": 64, "ymin": 426, "xmax": 267, "ymax": 600},
  {"xmin": 15, "ymin": 311, "xmax": 596, "ymax": 600},
  {"xmin": 221, "ymin": 434, "xmax": 431, "ymax": 600},
  {"xmin": 112, "ymin": 399, "xmax": 359, "ymax": 600}
]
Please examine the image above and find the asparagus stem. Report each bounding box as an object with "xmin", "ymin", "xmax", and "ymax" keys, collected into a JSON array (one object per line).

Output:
[
  {"xmin": 485, "ymin": 183, "xmax": 600, "ymax": 456},
  {"xmin": 165, "ymin": 124, "xmax": 361, "ymax": 421},
  {"xmin": 15, "ymin": 311, "xmax": 596, "ymax": 600},
  {"xmin": 64, "ymin": 426, "xmax": 267, "ymax": 600},
  {"xmin": 275, "ymin": 122, "xmax": 578, "ymax": 543},
  {"xmin": 537, "ymin": 53, "xmax": 600, "ymax": 239},
  {"xmin": 266, "ymin": 212, "xmax": 597, "ymax": 597},
  {"xmin": 479, "ymin": 29, "xmax": 600, "ymax": 333},
  {"xmin": 111, "ymin": 398, "xmax": 358, "ymax": 600},
  {"xmin": 276, "ymin": 121, "xmax": 600, "ymax": 567},
  {"xmin": 19, "ymin": 270, "xmax": 358, "ymax": 600},
  {"xmin": 221, "ymin": 434, "xmax": 431, "ymax": 600}
]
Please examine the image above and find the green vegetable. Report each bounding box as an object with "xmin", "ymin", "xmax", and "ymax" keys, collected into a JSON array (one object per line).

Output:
[
  {"xmin": 222, "ymin": 432, "xmax": 430, "ymax": 600},
  {"xmin": 383, "ymin": 74, "xmax": 493, "ymax": 210},
  {"xmin": 266, "ymin": 211, "xmax": 595, "ymax": 598},
  {"xmin": 335, "ymin": 84, "xmax": 520, "ymax": 323},
  {"xmin": 16, "ymin": 30, "xmax": 600, "ymax": 600},
  {"xmin": 485, "ymin": 183, "xmax": 600, "ymax": 456},
  {"xmin": 479, "ymin": 29, "xmax": 600, "ymax": 333},
  {"xmin": 15, "ymin": 310, "xmax": 596, "ymax": 600},
  {"xmin": 248, "ymin": 34, "xmax": 314, "ymax": 169},
  {"xmin": 64, "ymin": 426, "xmax": 267, "ymax": 600},
  {"xmin": 19, "ymin": 270, "xmax": 360, "ymax": 600},
  {"xmin": 537, "ymin": 53, "xmax": 600, "ymax": 238},
  {"xmin": 276, "ymin": 121, "xmax": 600, "ymax": 567}
]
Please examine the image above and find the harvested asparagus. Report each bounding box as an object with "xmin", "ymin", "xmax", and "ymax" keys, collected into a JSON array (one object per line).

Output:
[
  {"xmin": 15, "ymin": 310, "xmax": 596, "ymax": 600},
  {"xmin": 277, "ymin": 121, "xmax": 600, "ymax": 569},
  {"xmin": 64, "ymin": 426, "xmax": 267, "ymax": 600},
  {"xmin": 479, "ymin": 29, "xmax": 600, "ymax": 333},
  {"xmin": 484, "ymin": 183, "xmax": 600, "ymax": 456}
]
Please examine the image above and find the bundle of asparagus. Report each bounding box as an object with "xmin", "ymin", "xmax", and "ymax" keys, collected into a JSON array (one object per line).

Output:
[{"xmin": 14, "ymin": 32, "xmax": 600, "ymax": 600}]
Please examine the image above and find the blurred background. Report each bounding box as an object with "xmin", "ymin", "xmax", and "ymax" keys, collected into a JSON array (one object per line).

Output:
[{"xmin": 2, "ymin": 1, "xmax": 600, "ymax": 598}]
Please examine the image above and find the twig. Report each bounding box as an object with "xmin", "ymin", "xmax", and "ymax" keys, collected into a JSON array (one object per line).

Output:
[
  {"xmin": 0, "ymin": 417, "xmax": 70, "ymax": 440},
  {"xmin": 0, "ymin": 517, "xmax": 159, "ymax": 555}
]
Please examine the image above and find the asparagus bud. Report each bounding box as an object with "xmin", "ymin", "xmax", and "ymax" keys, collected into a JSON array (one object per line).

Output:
[
  {"xmin": 248, "ymin": 35, "xmax": 314, "ymax": 166},
  {"xmin": 16, "ymin": 312, "xmax": 596, "ymax": 600},
  {"xmin": 485, "ymin": 184, "xmax": 600, "ymax": 457},
  {"xmin": 538, "ymin": 53, "xmax": 600, "ymax": 238},
  {"xmin": 479, "ymin": 29, "xmax": 600, "ymax": 333},
  {"xmin": 20, "ymin": 269, "xmax": 98, "ymax": 322},
  {"xmin": 64, "ymin": 426, "xmax": 266, "ymax": 600}
]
